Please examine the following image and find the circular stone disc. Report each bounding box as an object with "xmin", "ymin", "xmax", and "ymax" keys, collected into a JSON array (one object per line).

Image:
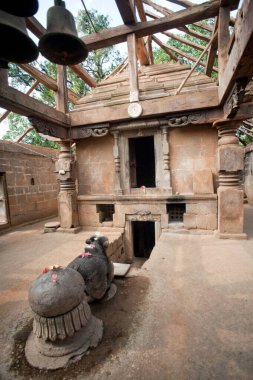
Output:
[{"xmin": 128, "ymin": 102, "xmax": 143, "ymax": 118}]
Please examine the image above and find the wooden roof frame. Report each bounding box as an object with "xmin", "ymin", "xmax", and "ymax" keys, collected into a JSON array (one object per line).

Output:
[{"xmin": 0, "ymin": 0, "xmax": 252, "ymax": 138}]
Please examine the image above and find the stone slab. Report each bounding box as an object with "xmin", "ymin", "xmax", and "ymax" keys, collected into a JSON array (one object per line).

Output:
[
  {"xmin": 113, "ymin": 263, "xmax": 131, "ymax": 277},
  {"xmin": 193, "ymin": 170, "xmax": 214, "ymax": 194}
]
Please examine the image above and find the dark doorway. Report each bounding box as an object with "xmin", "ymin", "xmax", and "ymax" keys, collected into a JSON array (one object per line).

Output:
[
  {"xmin": 132, "ymin": 221, "xmax": 155, "ymax": 258},
  {"xmin": 129, "ymin": 136, "xmax": 156, "ymax": 188}
]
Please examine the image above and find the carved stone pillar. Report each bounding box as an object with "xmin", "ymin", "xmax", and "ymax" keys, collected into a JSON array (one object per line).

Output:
[
  {"xmin": 111, "ymin": 131, "xmax": 122, "ymax": 195},
  {"xmin": 161, "ymin": 126, "xmax": 171, "ymax": 190},
  {"xmin": 55, "ymin": 141, "xmax": 79, "ymax": 229},
  {"xmin": 214, "ymin": 119, "xmax": 246, "ymax": 238}
]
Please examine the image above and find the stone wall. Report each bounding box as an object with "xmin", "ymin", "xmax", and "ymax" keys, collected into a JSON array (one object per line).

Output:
[
  {"xmin": 170, "ymin": 126, "xmax": 218, "ymax": 194},
  {"xmin": 76, "ymin": 135, "xmax": 114, "ymax": 195},
  {"xmin": 0, "ymin": 141, "xmax": 59, "ymax": 226}
]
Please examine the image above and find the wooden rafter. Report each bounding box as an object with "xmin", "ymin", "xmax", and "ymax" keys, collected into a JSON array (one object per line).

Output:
[
  {"xmin": 219, "ymin": 0, "xmax": 253, "ymax": 103},
  {"xmin": 82, "ymin": 1, "xmax": 222, "ymax": 50},
  {"xmin": 152, "ymin": 36, "xmax": 179, "ymax": 62},
  {"xmin": 175, "ymin": 30, "xmax": 218, "ymax": 94},
  {"xmin": 143, "ymin": 0, "xmax": 212, "ymax": 38},
  {"xmin": 18, "ymin": 64, "xmax": 80, "ymax": 104},
  {"xmin": 115, "ymin": 0, "xmax": 150, "ymax": 65},
  {"xmin": 166, "ymin": 0, "xmax": 236, "ymax": 26},
  {"xmin": 144, "ymin": 9, "xmax": 210, "ymax": 43},
  {"xmin": 135, "ymin": 0, "xmax": 155, "ymax": 64},
  {"xmin": 205, "ymin": 16, "xmax": 218, "ymax": 76},
  {"xmin": 144, "ymin": 0, "xmax": 213, "ymax": 33}
]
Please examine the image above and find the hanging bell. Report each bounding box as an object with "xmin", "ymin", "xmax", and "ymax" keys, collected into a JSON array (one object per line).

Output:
[
  {"xmin": 0, "ymin": 10, "xmax": 38, "ymax": 64},
  {"xmin": 39, "ymin": 1, "xmax": 88, "ymax": 66},
  {"xmin": 0, "ymin": 0, "xmax": 39, "ymax": 17}
]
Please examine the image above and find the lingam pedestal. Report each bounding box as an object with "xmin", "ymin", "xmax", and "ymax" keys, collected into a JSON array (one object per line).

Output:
[{"xmin": 25, "ymin": 267, "xmax": 103, "ymax": 370}]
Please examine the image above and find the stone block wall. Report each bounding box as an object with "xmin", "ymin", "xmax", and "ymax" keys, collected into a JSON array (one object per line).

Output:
[
  {"xmin": 183, "ymin": 199, "xmax": 217, "ymax": 230},
  {"xmin": 0, "ymin": 141, "xmax": 59, "ymax": 226},
  {"xmin": 170, "ymin": 126, "xmax": 218, "ymax": 195}
]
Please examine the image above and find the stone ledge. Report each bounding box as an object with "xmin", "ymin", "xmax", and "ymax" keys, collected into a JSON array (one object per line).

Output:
[{"xmin": 214, "ymin": 231, "xmax": 248, "ymax": 240}]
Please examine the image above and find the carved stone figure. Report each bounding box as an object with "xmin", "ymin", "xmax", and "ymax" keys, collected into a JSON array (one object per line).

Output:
[
  {"xmin": 67, "ymin": 234, "xmax": 116, "ymax": 302},
  {"xmin": 25, "ymin": 267, "xmax": 103, "ymax": 370}
]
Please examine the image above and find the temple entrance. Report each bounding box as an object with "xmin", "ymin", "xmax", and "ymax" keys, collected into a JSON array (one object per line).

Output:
[
  {"xmin": 129, "ymin": 136, "xmax": 156, "ymax": 188},
  {"xmin": 132, "ymin": 221, "xmax": 155, "ymax": 259}
]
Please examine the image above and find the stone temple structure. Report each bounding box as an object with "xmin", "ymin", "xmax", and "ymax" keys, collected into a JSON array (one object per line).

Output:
[{"xmin": 25, "ymin": 267, "xmax": 103, "ymax": 370}]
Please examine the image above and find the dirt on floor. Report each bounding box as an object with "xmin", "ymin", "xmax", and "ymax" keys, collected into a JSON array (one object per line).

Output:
[{"xmin": 9, "ymin": 276, "xmax": 149, "ymax": 380}]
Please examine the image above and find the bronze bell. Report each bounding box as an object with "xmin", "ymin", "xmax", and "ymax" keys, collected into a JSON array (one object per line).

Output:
[
  {"xmin": 39, "ymin": 0, "xmax": 88, "ymax": 66},
  {"xmin": 0, "ymin": 10, "xmax": 38, "ymax": 63},
  {"xmin": 0, "ymin": 0, "xmax": 39, "ymax": 17}
]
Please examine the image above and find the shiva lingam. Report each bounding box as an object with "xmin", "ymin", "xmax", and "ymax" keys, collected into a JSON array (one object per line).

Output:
[{"xmin": 25, "ymin": 267, "xmax": 103, "ymax": 370}]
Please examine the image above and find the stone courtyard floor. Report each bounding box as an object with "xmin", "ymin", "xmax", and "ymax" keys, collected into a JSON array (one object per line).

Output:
[{"xmin": 0, "ymin": 206, "xmax": 253, "ymax": 380}]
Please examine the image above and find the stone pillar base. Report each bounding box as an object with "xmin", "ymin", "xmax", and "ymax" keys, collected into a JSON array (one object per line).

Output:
[
  {"xmin": 218, "ymin": 187, "xmax": 244, "ymax": 235},
  {"xmin": 214, "ymin": 231, "xmax": 247, "ymax": 240},
  {"xmin": 58, "ymin": 191, "xmax": 79, "ymax": 229}
]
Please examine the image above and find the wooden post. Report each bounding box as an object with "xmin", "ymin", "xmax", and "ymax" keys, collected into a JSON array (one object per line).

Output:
[
  {"xmin": 127, "ymin": 33, "xmax": 139, "ymax": 103},
  {"xmin": 56, "ymin": 65, "xmax": 68, "ymax": 113},
  {"xmin": 218, "ymin": 5, "xmax": 230, "ymax": 76}
]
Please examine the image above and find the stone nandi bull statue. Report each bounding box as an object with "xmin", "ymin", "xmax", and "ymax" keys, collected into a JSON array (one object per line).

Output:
[{"xmin": 67, "ymin": 234, "xmax": 116, "ymax": 302}]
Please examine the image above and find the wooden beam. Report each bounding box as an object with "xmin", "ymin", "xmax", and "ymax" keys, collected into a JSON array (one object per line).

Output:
[
  {"xmin": 205, "ymin": 16, "xmax": 218, "ymax": 76},
  {"xmin": 218, "ymin": 4, "xmax": 230, "ymax": 76},
  {"xmin": 115, "ymin": 0, "xmax": 136, "ymax": 25},
  {"xmin": 152, "ymin": 36, "xmax": 179, "ymax": 62},
  {"xmin": 82, "ymin": 1, "xmax": 221, "ymax": 50},
  {"xmin": 0, "ymin": 79, "xmax": 39, "ymax": 123},
  {"xmin": 127, "ymin": 33, "xmax": 139, "ymax": 102},
  {"xmin": 167, "ymin": 0, "xmax": 236, "ymax": 25},
  {"xmin": 143, "ymin": 0, "xmax": 213, "ymax": 36},
  {"xmin": 145, "ymin": 9, "xmax": 210, "ymax": 43},
  {"xmin": 70, "ymin": 87, "xmax": 219, "ymax": 126},
  {"xmin": 0, "ymin": 85, "xmax": 69, "ymax": 127},
  {"xmin": 175, "ymin": 30, "xmax": 218, "ymax": 94},
  {"xmin": 116, "ymin": 0, "xmax": 150, "ymax": 65},
  {"xmin": 69, "ymin": 65, "xmax": 97, "ymax": 88},
  {"xmin": 219, "ymin": 0, "xmax": 253, "ymax": 104},
  {"xmin": 135, "ymin": 0, "xmax": 147, "ymax": 21},
  {"xmin": 18, "ymin": 64, "xmax": 81, "ymax": 104},
  {"xmin": 56, "ymin": 65, "xmax": 68, "ymax": 113}
]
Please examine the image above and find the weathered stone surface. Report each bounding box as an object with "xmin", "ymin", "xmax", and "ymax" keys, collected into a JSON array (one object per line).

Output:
[
  {"xmin": 193, "ymin": 170, "xmax": 214, "ymax": 194},
  {"xmin": 183, "ymin": 213, "xmax": 197, "ymax": 229},
  {"xmin": 28, "ymin": 268, "xmax": 85, "ymax": 317},
  {"xmin": 218, "ymin": 188, "xmax": 244, "ymax": 234},
  {"xmin": 217, "ymin": 145, "xmax": 244, "ymax": 172},
  {"xmin": 58, "ymin": 191, "xmax": 79, "ymax": 228}
]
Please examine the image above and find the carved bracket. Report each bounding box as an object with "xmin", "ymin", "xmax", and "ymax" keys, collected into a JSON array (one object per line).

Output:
[
  {"xmin": 29, "ymin": 117, "xmax": 68, "ymax": 139},
  {"xmin": 71, "ymin": 123, "xmax": 110, "ymax": 139},
  {"xmin": 167, "ymin": 113, "xmax": 205, "ymax": 127},
  {"xmin": 224, "ymin": 79, "xmax": 248, "ymax": 118}
]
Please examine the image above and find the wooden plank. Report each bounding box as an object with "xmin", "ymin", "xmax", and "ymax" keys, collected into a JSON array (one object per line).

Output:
[
  {"xmin": 219, "ymin": 0, "xmax": 253, "ymax": 104},
  {"xmin": 70, "ymin": 87, "xmax": 219, "ymax": 126},
  {"xmin": 0, "ymin": 85, "xmax": 69, "ymax": 127},
  {"xmin": 82, "ymin": 1, "xmax": 221, "ymax": 50},
  {"xmin": 127, "ymin": 33, "xmax": 139, "ymax": 102},
  {"xmin": 115, "ymin": 0, "xmax": 136, "ymax": 24},
  {"xmin": 136, "ymin": 38, "xmax": 150, "ymax": 65},
  {"xmin": 205, "ymin": 16, "xmax": 218, "ymax": 76}
]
